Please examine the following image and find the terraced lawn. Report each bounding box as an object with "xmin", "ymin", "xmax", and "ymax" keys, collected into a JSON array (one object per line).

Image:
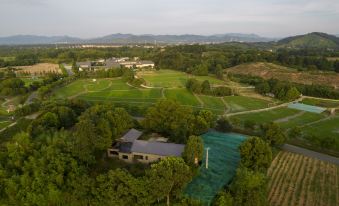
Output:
[
  {"xmin": 278, "ymin": 112, "xmax": 326, "ymax": 129},
  {"xmin": 79, "ymin": 89, "xmax": 163, "ymax": 103},
  {"xmin": 164, "ymin": 89, "xmax": 201, "ymax": 107},
  {"xmin": 231, "ymin": 107, "xmax": 300, "ymax": 124},
  {"xmin": 198, "ymin": 95, "xmax": 226, "ymax": 112},
  {"xmin": 303, "ymin": 115, "xmax": 339, "ymax": 138},
  {"xmin": 224, "ymin": 96, "xmax": 272, "ymax": 113},
  {"xmin": 53, "ymin": 78, "xmax": 130, "ymax": 99}
]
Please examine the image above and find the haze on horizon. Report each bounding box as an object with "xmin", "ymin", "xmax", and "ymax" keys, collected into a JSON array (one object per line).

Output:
[{"xmin": 1, "ymin": 0, "xmax": 339, "ymax": 38}]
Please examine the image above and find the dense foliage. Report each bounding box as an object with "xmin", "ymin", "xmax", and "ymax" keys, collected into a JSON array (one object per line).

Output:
[{"xmin": 142, "ymin": 99, "xmax": 215, "ymax": 143}]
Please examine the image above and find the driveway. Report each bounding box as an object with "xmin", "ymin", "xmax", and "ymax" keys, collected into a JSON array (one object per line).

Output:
[{"xmin": 282, "ymin": 144, "xmax": 339, "ymax": 165}]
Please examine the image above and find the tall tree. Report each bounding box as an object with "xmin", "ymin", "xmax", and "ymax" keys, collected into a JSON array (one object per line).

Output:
[
  {"xmin": 183, "ymin": 135, "xmax": 204, "ymax": 167},
  {"xmin": 239, "ymin": 137, "xmax": 272, "ymax": 172},
  {"xmin": 146, "ymin": 157, "xmax": 192, "ymax": 206},
  {"xmin": 263, "ymin": 122, "xmax": 286, "ymax": 146}
]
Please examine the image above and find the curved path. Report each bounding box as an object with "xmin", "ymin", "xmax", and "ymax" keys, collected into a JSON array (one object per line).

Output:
[
  {"xmin": 282, "ymin": 144, "xmax": 339, "ymax": 165},
  {"xmin": 224, "ymin": 98, "xmax": 300, "ymax": 117}
]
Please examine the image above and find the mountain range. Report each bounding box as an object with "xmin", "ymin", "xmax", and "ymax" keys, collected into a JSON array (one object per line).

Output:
[{"xmin": 0, "ymin": 33, "xmax": 276, "ymax": 45}]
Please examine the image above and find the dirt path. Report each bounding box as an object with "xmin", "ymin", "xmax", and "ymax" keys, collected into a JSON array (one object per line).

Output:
[
  {"xmin": 274, "ymin": 111, "xmax": 305, "ymax": 123},
  {"xmin": 194, "ymin": 94, "xmax": 204, "ymax": 107},
  {"xmin": 220, "ymin": 97, "xmax": 230, "ymax": 114},
  {"xmin": 282, "ymin": 144, "xmax": 339, "ymax": 165}
]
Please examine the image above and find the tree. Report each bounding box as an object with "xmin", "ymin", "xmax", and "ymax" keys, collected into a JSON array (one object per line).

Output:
[
  {"xmin": 146, "ymin": 157, "xmax": 192, "ymax": 206},
  {"xmin": 183, "ymin": 135, "xmax": 204, "ymax": 167},
  {"xmin": 191, "ymin": 110, "xmax": 215, "ymax": 135},
  {"xmin": 334, "ymin": 60, "xmax": 339, "ymax": 73},
  {"xmin": 216, "ymin": 117, "xmax": 233, "ymax": 132},
  {"xmin": 285, "ymin": 87, "xmax": 301, "ymax": 101},
  {"xmin": 215, "ymin": 64, "xmax": 224, "ymax": 80},
  {"xmin": 201, "ymin": 80, "xmax": 211, "ymax": 94},
  {"xmin": 255, "ymin": 82, "xmax": 270, "ymax": 94},
  {"xmin": 230, "ymin": 167, "xmax": 268, "ymax": 206},
  {"xmin": 215, "ymin": 191, "xmax": 234, "ymax": 206},
  {"xmin": 142, "ymin": 100, "xmax": 194, "ymax": 143},
  {"xmin": 263, "ymin": 122, "xmax": 286, "ymax": 146},
  {"xmin": 239, "ymin": 137, "xmax": 272, "ymax": 171}
]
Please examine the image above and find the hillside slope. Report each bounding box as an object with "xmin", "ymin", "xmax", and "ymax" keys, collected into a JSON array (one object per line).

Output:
[
  {"xmin": 227, "ymin": 62, "xmax": 339, "ymax": 88},
  {"xmin": 278, "ymin": 32, "xmax": 339, "ymax": 48}
]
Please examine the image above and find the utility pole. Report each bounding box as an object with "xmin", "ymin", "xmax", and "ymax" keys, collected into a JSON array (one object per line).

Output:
[{"xmin": 205, "ymin": 147, "xmax": 210, "ymax": 169}]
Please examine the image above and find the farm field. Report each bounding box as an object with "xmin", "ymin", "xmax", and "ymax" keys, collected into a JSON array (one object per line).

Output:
[
  {"xmin": 224, "ymin": 96, "xmax": 272, "ymax": 113},
  {"xmin": 230, "ymin": 107, "xmax": 300, "ymax": 124},
  {"xmin": 14, "ymin": 63, "xmax": 61, "ymax": 75},
  {"xmin": 301, "ymin": 98, "xmax": 339, "ymax": 108},
  {"xmin": 268, "ymin": 151, "xmax": 339, "ymax": 206},
  {"xmin": 138, "ymin": 69, "xmax": 226, "ymax": 88},
  {"xmin": 227, "ymin": 62, "xmax": 339, "ymax": 88}
]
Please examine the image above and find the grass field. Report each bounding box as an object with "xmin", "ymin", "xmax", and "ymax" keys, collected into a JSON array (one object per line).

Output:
[
  {"xmin": 231, "ymin": 107, "xmax": 300, "ymax": 124},
  {"xmin": 224, "ymin": 96, "xmax": 273, "ymax": 113},
  {"xmin": 21, "ymin": 77, "xmax": 43, "ymax": 86},
  {"xmin": 301, "ymin": 98, "xmax": 339, "ymax": 108},
  {"xmin": 164, "ymin": 88, "xmax": 201, "ymax": 106},
  {"xmin": 138, "ymin": 69, "xmax": 226, "ymax": 88},
  {"xmin": 0, "ymin": 121, "xmax": 11, "ymax": 130},
  {"xmin": 268, "ymin": 151, "xmax": 339, "ymax": 206},
  {"xmin": 198, "ymin": 95, "xmax": 225, "ymax": 112},
  {"xmin": 278, "ymin": 112, "xmax": 326, "ymax": 129},
  {"xmin": 303, "ymin": 115, "xmax": 339, "ymax": 138},
  {"xmin": 0, "ymin": 56, "xmax": 15, "ymax": 61}
]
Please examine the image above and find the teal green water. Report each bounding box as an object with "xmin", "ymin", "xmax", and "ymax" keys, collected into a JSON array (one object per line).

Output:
[{"xmin": 184, "ymin": 131, "xmax": 246, "ymax": 204}]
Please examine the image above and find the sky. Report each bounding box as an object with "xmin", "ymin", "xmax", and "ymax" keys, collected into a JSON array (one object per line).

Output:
[{"xmin": 0, "ymin": 0, "xmax": 339, "ymax": 38}]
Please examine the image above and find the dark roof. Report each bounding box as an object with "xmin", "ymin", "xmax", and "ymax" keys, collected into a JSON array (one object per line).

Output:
[
  {"xmin": 139, "ymin": 60, "xmax": 154, "ymax": 64},
  {"xmin": 76, "ymin": 61, "xmax": 91, "ymax": 67},
  {"xmin": 131, "ymin": 140, "xmax": 185, "ymax": 157},
  {"xmin": 121, "ymin": 129, "xmax": 142, "ymax": 142}
]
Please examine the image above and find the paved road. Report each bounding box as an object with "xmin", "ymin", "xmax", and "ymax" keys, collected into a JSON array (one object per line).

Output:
[{"xmin": 282, "ymin": 144, "xmax": 339, "ymax": 165}]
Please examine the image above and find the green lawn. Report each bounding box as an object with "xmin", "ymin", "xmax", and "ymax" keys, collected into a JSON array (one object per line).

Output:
[
  {"xmin": 198, "ymin": 95, "xmax": 225, "ymax": 111},
  {"xmin": 231, "ymin": 107, "xmax": 300, "ymax": 124},
  {"xmin": 21, "ymin": 78, "xmax": 43, "ymax": 86},
  {"xmin": 224, "ymin": 96, "xmax": 272, "ymax": 113},
  {"xmin": 79, "ymin": 89, "xmax": 162, "ymax": 103},
  {"xmin": 301, "ymin": 98, "xmax": 339, "ymax": 108},
  {"xmin": 0, "ymin": 121, "xmax": 12, "ymax": 130},
  {"xmin": 303, "ymin": 115, "xmax": 339, "ymax": 138},
  {"xmin": 278, "ymin": 112, "xmax": 326, "ymax": 129},
  {"xmin": 0, "ymin": 56, "xmax": 15, "ymax": 61},
  {"xmin": 164, "ymin": 89, "xmax": 201, "ymax": 107},
  {"xmin": 53, "ymin": 78, "xmax": 131, "ymax": 99},
  {"xmin": 139, "ymin": 69, "xmax": 226, "ymax": 88},
  {"xmin": 86, "ymin": 79, "xmax": 112, "ymax": 91}
]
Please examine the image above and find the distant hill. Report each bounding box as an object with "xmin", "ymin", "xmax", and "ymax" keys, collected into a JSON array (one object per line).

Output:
[
  {"xmin": 278, "ymin": 32, "xmax": 339, "ymax": 48},
  {"xmin": 0, "ymin": 35, "xmax": 82, "ymax": 45},
  {"xmin": 0, "ymin": 33, "xmax": 275, "ymax": 45}
]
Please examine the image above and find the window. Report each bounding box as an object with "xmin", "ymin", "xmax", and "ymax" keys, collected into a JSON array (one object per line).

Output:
[
  {"xmin": 145, "ymin": 156, "xmax": 148, "ymax": 160},
  {"xmin": 122, "ymin": 155, "xmax": 129, "ymax": 160},
  {"xmin": 134, "ymin": 155, "xmax": 143, "ymax": 160},
  {"xmin": 109, "ymin": 151, "xmax": 119, "ymax": 155}
]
